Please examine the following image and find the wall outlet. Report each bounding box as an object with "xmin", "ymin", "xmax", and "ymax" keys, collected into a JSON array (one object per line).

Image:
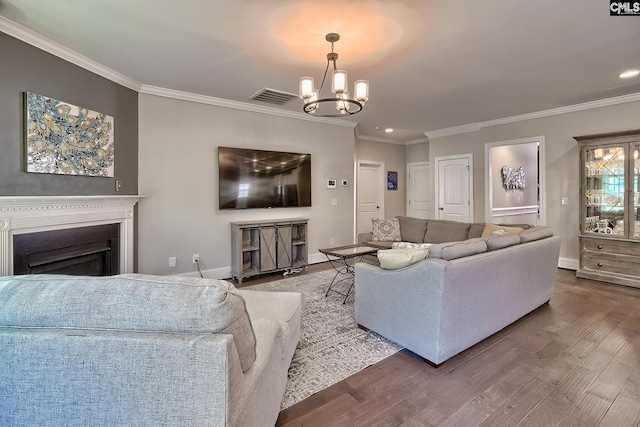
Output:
[
  {"xmin": 331, "ymin": 198, "xmax": 337, "ymax": 205},
  {"xmin": 192, "ymin": 254, "xmax": 200, "ymax": 264},
  {"xmin": 115, "ymin": 180, "xmax": 123, "ymax": 192},
  {"xmin": 561, "ymin": 197, "xmax": 568, "ymax": 206},
  {"xmin": 330, "ymin": 237, "xmax": 335, "ymax": 245},
  {"xmin": 169, "ymin": 257, "xmax": 176, "ymax": 267}
]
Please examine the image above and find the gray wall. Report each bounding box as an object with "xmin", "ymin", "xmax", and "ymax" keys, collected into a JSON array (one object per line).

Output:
[
  {"xmin": 0, "ymin": 32, "xmax": 138, "ymax": 196},
  {"xmin": 355, "ymin": 139, "xmax": 407, "ymax": 219},
  {"xmin": 138, "ymin": 94, "xmax": 356, "ymax": 276},
  {"xmin": 429, "ymin": 100, "xmax": 640, "ymax": 267},
  {"xmin": 406, "ymin": 142, "xmax": 429, "ymax": 164}
]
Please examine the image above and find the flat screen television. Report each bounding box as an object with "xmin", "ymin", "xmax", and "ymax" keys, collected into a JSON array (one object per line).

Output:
[{"xmin": 218, "ymin": 146, "xmax": 312, "ymax": 209}]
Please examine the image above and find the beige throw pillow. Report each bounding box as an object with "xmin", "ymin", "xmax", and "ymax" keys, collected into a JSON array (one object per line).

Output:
[
  {"xmin": 372, "ymin": 218, "xmax": 402, "ymax": 242},
  {"xmin": 481, "ymin": 223, "xmax": 523, "ymax": 238},
  {"xmin": 377, "ymin": 247, "xmax": 429, "ymax": 269}
]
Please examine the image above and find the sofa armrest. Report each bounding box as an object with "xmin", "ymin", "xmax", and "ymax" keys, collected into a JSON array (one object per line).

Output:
[
  {"xmin": 354, "ymin": 259, "xmax": 449, "ymax": 362},
  {"xmin": 357, "ymin": 231, "xmax": 373, "ymax": 244},
  {"xmin": 0, "ymin": 329, "xmax": 242, "ymax": 427}
]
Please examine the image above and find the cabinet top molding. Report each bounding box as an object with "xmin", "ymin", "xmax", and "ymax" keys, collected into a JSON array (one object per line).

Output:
[{"xmin": 574, "ymin": 129, "xmax": 640, "ymax": 143}]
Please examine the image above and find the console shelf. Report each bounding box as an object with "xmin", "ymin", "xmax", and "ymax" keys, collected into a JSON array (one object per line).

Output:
[{"xmin": 231, "ymin": 218, "xmax": 308, "ymax": 284}]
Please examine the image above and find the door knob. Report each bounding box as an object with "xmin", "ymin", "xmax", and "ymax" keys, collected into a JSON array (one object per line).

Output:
[{"xmin": 439, "ymin": 207, "xmax": 444, "ymax": 210}]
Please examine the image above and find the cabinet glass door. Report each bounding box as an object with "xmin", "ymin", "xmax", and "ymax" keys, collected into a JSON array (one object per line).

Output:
[
  {"xmin": 634, "ymin": 144, "xmax": 640, "ymax": 238},
  {"xmin": 584, "ymin": 145, "xmax": 625, "ymax": 236}
]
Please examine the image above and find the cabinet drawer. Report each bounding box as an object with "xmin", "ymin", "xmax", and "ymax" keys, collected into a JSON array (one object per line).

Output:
[
  {"xmin": 582, "ymin": 253, "xmax": 640, "ymax": 277},
  {"xmin": 582, "ymin": 238, "xmax": 640, "ymax": 257}
]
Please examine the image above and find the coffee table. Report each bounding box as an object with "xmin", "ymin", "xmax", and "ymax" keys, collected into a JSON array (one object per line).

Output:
[{"xmin": 319, "ymin": 244, "xmax": 379, "ymax": 303}]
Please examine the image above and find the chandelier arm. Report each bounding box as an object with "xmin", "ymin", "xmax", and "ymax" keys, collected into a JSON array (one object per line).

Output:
[{"xmin": 318, "ymin": 59, "xmax": 330, "ymax": 93}]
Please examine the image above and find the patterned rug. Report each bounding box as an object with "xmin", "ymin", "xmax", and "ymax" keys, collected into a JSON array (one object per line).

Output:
[{"xmin": 245, "ymin": 269, "xmax": 402, "ymax": 409}]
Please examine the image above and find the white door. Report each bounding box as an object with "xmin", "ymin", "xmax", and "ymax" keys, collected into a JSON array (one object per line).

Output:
[
  {"xmin": 357, "ymin": 160, "xmax": 384, "ymax": 235},
  {"xmin": 436, "ymin": 155, "xmax": 473, "ymax": 222},
  {"xmin": 407, "ymin": 162, "xmax": 431, "ymax": 219}
]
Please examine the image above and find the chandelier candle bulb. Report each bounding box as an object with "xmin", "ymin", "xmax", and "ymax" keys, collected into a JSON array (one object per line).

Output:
[
  {"xmin": 299, "ymin": 77, "xmax": 314, "ymax": 100},
  {"xmin": 333, "ymin": 70, "xmax": 348, "ymax": 94},
  {"xmin": 354, "ymin": 80, "xmax": 369, "ymax": 102}
]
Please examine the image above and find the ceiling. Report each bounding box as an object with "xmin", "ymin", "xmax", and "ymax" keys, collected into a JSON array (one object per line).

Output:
[{"xmin": 2, "ymin": 0, "xmax": 640, "ymax": 143}]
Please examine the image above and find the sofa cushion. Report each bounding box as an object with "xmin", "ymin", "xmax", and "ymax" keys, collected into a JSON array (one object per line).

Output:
[
  {"xmin": 372, "ymin": 218, "xmax": 402, "ymax": 241},
  {"xmin": 0, "ymin": 274, "xmax": 257, "ymax": 372},
  {"xmin": 520, "ymin": 226, "xmax": 554, "ymax": 242},
  {"xmin": 468, "ymin": 223, "xmax": 487, "ymax": 239},
  {"xmin": 481, "ymin": 223, "xmax": 524, "ymax": 238},
  {"xmin": 428, "ymin": 238, "xmax": 487, "ymax": 260},
  {"xmin": 484, "ymin": 233, "xmax": 522, "ymax": 251},
  {"xmin": 424, "ymin": 220, "xmax": 471, "ymax": 243},
  {"xmin": 396, "ymin": 216, "xmax": 429, "ymax": 243},
  {"xmin": 377, "ymin": 247, "xmax": 429, "ymax": 269}
]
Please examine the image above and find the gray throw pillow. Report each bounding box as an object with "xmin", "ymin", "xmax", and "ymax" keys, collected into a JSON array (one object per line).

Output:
[
  {"xmin": 396, "ymin": 216, "xmax": 429, "ymax": 243},
  {"xmin": 424, "ymin": 220, "xmax": 471, "ymax": 243}
]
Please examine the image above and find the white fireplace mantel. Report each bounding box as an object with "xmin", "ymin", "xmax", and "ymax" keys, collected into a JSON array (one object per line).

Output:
[{"xmin": 0, "ymin": 195, "xmax": 141, "ymax": 276}]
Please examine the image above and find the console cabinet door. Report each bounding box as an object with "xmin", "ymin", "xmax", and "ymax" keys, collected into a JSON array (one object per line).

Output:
[
  {"xmin": 259, "ymin": 227, "xmax": 276, "ymax": 271},
  {"xmin": 277, "ymin": 225, "xmax": 292, "ymax": 269}
]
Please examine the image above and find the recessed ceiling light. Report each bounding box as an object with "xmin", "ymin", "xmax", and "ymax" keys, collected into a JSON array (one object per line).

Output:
[
  {"xmin": 373, "ymin": 126, "xmax": 381, "ymax": 130},
  {"xmin": 620, "ymin": 69, "xmax": 640, "ymax": 79},
  {"xmin": 384, "ymin": 128, "xmax": 394, "ymax": 133}
]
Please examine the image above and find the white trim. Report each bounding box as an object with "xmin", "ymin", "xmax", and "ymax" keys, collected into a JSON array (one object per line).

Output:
[
  {"xmin": 0, "ymin": 17, "xmax": 141, "ymax": 92},
  {"xmin": 434, "ymin": 154, "xmax": 474, "ymax": 222},
  {"xmin": 558, "ymin": 257, "xmax": 579, "ymax": 271},
  {"xmin": 140, "ymin": 85, "xmax": 358, "ymax": 128},
  {"xmin": 484, "ymin": 136, "xmax": 546, "ymax": 225},
  {"xmin": 405, "ymin": 137, "xmax": 429, "ymax": 145},
  {"xmin": 0, "ymin": 195, "xmax": 141, "ymax": 275}
]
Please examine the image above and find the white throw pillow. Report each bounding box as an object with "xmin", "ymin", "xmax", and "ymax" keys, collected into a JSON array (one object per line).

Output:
[
  {"xmin": 392, "ymin": 242, "xmax": 432, "ymax": 249},
  {"xmin": 377, "ymin": 247, "xmax": 429, "ymax": 270}
]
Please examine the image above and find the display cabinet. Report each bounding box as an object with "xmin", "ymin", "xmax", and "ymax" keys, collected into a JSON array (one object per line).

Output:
[
  {"xmin": 230, "ymin": 218, "xmax": 308, "ymax": 284},
  {"xmin": 575, "ymin": 129, "xmax": 640, "ymax": 287}
]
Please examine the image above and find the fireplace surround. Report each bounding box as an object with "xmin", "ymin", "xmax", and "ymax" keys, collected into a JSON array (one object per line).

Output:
[{"xmin": 0, "ymin": 196, "xmax": 140, "ymax": 276}]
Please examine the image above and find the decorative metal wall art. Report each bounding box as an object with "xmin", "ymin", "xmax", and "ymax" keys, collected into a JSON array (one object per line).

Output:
[
  {"xmin": 25, "ymin": 92, "xmax": 114, "ymax": 177},
  {"xmin": 501, "ymin": 165, "xmax": 525, "ymax": 190}
]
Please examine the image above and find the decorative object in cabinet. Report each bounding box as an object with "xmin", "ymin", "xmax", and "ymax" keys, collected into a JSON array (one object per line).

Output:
[{"xmin": 575, "ymin": 129, "xmax": 640, "ymax": 288}]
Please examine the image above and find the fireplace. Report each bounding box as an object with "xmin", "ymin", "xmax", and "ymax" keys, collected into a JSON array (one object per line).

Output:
[
  {"xmin": 13, "ymin": 224, "xmax": 120, "ymax": 276},
  {"xmin": 0, "ymin": 196, "xmax": 139, "ymax": 276}
]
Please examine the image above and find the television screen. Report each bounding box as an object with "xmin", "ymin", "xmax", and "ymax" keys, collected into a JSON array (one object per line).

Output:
[{"xmin": 218, "ymin": 146, "xmax": 312, "ymax": 209}]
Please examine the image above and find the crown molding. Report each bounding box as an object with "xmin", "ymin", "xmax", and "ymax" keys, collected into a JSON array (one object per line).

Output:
[
  {"xmin": 405, "ymin": 137, "xmax": 429, "ymax": 145},
  {"xmin": 140, "ymin": 85, "xmax": 357, "ymax": 129},
  {"xmin": 424, "ymin": 123, "xmax": 482, "ymax": 139},
  {"xmin": 356, "ymin": 134, "xmax": 406, "ymax": 145},
  {"xmin": 0, "ymin": 16, "xmax": 141, "ymax": 92},
  {"xmin": 425, "ymin": 91, "xmax": 640, "ymax": 139},
  {"xmin": 481, "ymin": 91, "xmax": 640, "ymax": 128}
]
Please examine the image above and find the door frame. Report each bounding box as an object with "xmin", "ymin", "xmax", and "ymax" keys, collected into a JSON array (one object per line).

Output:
[
  {"xmin": 355, "ymin": 159, "xmax": 385, "ymax": 239},
  {"xmin": 434, "ymin": 154, "xmax": 474, "ymax": 222},
  {"xmin": 406, "ymin": 161, "xmax": 430, "ymax": 218},
  {"xmin": 484, "ymin": 136, "xmax": 546, "ymax": 225}
]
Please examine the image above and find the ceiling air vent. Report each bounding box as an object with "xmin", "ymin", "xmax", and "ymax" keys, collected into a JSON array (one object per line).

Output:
[{"xmin": 250, "ymin": 88, "xmax": 298, "ymax": 106}]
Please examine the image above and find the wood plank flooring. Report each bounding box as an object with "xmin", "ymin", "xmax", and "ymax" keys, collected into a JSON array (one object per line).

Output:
[{"xmin": 269, "ymin": 268, "xmax": 640, "ymax": 426}]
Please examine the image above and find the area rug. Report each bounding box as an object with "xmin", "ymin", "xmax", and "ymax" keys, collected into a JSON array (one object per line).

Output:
[{"xmin": 244, "ymin": 269, "xmax": 402, "ymax": 409}]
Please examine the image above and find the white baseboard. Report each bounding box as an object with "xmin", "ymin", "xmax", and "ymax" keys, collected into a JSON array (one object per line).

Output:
[{"xmin": 558, "ymin": 257, "xmax": 578, "ymax": 271}]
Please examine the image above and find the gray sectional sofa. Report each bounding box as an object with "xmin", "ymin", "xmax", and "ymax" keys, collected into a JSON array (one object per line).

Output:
[
  {"xmin": 0, "ymin": 274, "xmax": 301, "ymax": 427},
  {"xmin": 355, "ymin": 217, "xmax": 561, "ymax": 366}
]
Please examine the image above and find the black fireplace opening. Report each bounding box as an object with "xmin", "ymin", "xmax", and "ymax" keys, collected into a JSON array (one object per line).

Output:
[{"xmin": 13, "ymin": 224, "xmax": 120, "ymax": 276}]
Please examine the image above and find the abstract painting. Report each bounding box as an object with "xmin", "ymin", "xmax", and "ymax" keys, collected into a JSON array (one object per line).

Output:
[
  {"xmin": 387, "ymin": 171, "xmax": 398, "ymax": 190},
  {"xmin": 25, "ymin": 92, "xmax": 114, "ymax": 177}
]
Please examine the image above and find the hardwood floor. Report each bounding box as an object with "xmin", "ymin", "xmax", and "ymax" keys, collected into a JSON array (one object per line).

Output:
[{"xmin": 273, "ymin": 268, "xmax": 640, "ymax": 426}]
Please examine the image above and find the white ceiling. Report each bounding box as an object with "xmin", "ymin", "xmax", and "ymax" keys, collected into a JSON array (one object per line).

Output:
[{"xmin": 2, "ymin": 0, "xmax": 640, "ymax": 143}]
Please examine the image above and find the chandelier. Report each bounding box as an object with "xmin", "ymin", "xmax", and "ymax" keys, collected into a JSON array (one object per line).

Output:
[{"xmin": 299, "ymin": 33, "xmax": 369, "ymax": 117}]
